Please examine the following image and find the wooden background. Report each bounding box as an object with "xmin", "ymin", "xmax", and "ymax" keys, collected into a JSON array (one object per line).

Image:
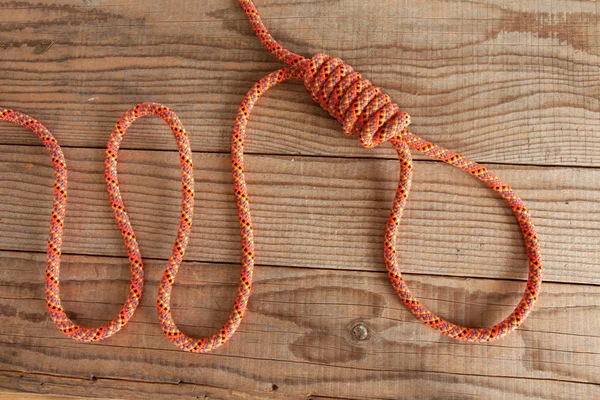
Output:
[{"xmin": 0, "ymin": 0, "xmax": 599, "ymax": 399}]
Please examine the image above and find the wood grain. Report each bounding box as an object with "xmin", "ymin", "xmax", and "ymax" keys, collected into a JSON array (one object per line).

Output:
[
  {"xmin": 0, "ymin": 0, "xmax": 599, "ymax": 166},
  {"xmin": 1, "ymin": 251, "xmax": 598, "ymax": 399},
  {"xmin": 0, "ymin": 144, "xmax": 598, "ymax": 284},
  {"xmin": 0, "ymin": 371, "xmax": 295, "ymax": 400},
  {"xmin": 0, "ymin": 388, "xmax": 111, "ymax": 400},
  {"xmin": 1, "ymin": 1, "xmax": 599, "ymax": 399}
]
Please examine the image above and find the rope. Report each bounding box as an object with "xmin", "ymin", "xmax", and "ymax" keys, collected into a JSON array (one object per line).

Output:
[
  {"xmin": 0, "ymin": 102, "xmax": 247, "ymax": 352},
  {"xmin": 0, "ymin": 1, "xmax": 543, "ymax": 349},
  {"xmin": 0, "ymin": 103, "xmax": 193, "ymax": 342},
  {"xmin": 226, "ymin": 0, "xmax": 543, "ymax": 343}
]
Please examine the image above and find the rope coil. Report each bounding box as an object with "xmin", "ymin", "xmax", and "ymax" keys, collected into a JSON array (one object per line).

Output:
[
  {"xmin": 300, "ymin": 53, "xmax": 411, "ymax": 149},
  {"xmin": 0, "ymin": 103, "xmax": 193, "ymax": 343}
]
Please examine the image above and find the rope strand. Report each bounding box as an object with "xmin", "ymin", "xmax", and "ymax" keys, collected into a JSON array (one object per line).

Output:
[
  {"xmin": 0, "ymin": 106, "xmax": 147, "ymax": 341},
  {"xmin": 0, "ymin": 103, "xmax": 197, "ymax": 343}
]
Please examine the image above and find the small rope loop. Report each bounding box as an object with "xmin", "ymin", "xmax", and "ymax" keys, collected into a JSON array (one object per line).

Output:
[
  {"xmin": 0, "ymin": 106, "xmax": 146, "ymax": 342},
  {"xmin": 297, "ymin": 53, "xmax": 411, "ymax": 149}
]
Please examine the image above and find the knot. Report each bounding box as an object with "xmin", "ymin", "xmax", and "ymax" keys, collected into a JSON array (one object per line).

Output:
[{"xmin": 297, "ymin": 53, "xmax": 411, "ymax": 149}]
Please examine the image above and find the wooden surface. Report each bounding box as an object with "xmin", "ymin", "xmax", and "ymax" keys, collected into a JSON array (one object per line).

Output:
[{"xmin": 0, "ymin": 0, "xmax": 598, "ymax": 399}]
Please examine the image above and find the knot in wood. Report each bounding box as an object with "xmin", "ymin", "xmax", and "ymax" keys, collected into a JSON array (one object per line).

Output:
[{"xmin": 352, "ymin": 323, "xmax": 369, "ymax": 341}]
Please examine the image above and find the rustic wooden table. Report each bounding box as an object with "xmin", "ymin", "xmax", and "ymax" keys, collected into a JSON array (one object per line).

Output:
[{"xmin": 0, "ymin": 1, "xmax": 598, "ymax": 399}]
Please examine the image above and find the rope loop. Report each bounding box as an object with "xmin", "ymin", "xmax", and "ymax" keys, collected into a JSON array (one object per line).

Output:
[
  {"xmin": 0, "ymin": 0, "xmax": 544, "ymax": 350},
  {"xmin": 236, "ymin": 0, "xmax": 543, "ymax": 343},
  {"xmin": 0, "ymin": 106, "xmax": 150, "ymax": 342}
]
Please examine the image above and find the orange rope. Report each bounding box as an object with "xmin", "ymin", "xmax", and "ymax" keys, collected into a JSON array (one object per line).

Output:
[
  {"xmin": 0, "ymin": 103, "xmax": 191, "ymax": 342},
  {"xmin": 227, "ymin": 0, "xmax": 543, "ymax": 343},
  {"xmin": 0, "ymin": 1, "xmax": 542, "ymax": 349}
]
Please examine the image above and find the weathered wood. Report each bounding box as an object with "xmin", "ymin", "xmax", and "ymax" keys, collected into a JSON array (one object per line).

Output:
[
  {"xmin": 0, "ymin": 0, "xmax": 599, "ymax": 166},
  {"xmin": 1, "ymin": 251, "xmax": 598, "ymax": 399},
  {"xmin": 0, "ymin": 388, "xmax": 110, "ymax": 400},
  {"xmin": 0, "ymin": 144, "xmax": 597, "ymax": 284},
  {"xmin": 1, "ymin": 1, "xmax": 599, "ymax": 399},
  {"xmin": 0, "ymin": 371, "xmax": 296, "ymax": 400}
]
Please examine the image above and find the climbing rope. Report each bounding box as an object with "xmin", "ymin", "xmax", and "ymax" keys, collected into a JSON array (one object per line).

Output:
[
  {"xmin": 0, "ymin": 103, "xmax": 193, "ymax": 342},
  {"xmin": 0, "ymin": 1, "xmax": 542, "ymax": 349},
  {"xmin": 221, "ymin": 0, "xmax": 543, "ymax": 343},
  {"xmin": 0, "ymin": 102, "xmax": 247, "ymax": 351}
]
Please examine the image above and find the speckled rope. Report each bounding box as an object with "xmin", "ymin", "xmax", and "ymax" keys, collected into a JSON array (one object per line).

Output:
[
  {"xmin": 101, "ymin": 102, "xmax": 196, "ymax": 342},
  {"xmin": 0, "ymin": 101, "xmax": 252, "ymax": 350},
  {"xmin": 105, "ymin": 103, "xmax": 203, "ymax": 351},
  {"xmin": 230, "ymin": 0, "xmax": 542, "ymax": 342},
  {"xmin": 0, "ymin": 2, "xmax": 542, "ymax": 349},
  {"xmin": 157, "ymin": 110, "xmax": 254, "ymax": 352},
  {"xmin": 0, "ymin": 106, "xmax": 147, "ymax": 341},
  {"xmin": 0, "ymin": 103, "xmax": 197, "ymax": 342}
]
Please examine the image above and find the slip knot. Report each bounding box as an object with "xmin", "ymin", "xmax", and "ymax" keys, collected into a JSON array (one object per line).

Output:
[{"xmin": 296, "ymin": 53, "xmax": 411, "ymax": 149}]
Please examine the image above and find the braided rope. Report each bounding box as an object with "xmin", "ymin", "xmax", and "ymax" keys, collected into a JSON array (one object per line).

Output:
[
  {"xmin": 108, "ymin": 102, "xmax": 197, "ymax": 346},
  {"xmin": 231, "ymin": 0, "xmax": 542, "ymax": 342},
  {"xmin": 156, "ymin": 91, "xmax": 256, "ymax": 352},
  {"xmin": 153, "ymin": 102, "xmax": 252, "ymax": 353},
  {"xmin": 0, "ymin": 1, "xmax": 542, "ymax": 350},
  {"xmin": 0, "ymin": 103, "xmax": 199, "ymax": 342},
  {"xmin": 0, "ymin": 101, "xmax": 247, "ymax": 349},
  {"xmin": 0, "ymin": 106, "xmax": 146, "ymax": 341},
  {"xmin": 104, "ymin": 102, "xmax": 238, "ymax": 353}
]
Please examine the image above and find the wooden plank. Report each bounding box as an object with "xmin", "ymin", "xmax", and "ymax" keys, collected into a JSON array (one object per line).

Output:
[
  {"xmin": 0, "ymin": 0, "xmax": 599, "ymax": 166},
  {"xmin": 0, "ymin": 251, "xmax": 598, "ymax": 400},
  {"xmin": 0, "ymin": 388, "xmax": 112, "ymax": 400},
  {"xmin": 1, "ymin": 1, "xmax": 598, "ymax": 399},
  {"xmin": 0, "ymin": 371, "xmax": 292, "ymax": 400},
  {"xmin": 0, "ymin": 145, "xmax": 597, "ymax": 284}
]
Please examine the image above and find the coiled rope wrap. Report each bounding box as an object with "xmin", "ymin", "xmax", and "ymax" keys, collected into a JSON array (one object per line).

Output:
[
  {"xmin": 302, "ymin": 54, "xmax": 411, "ymax": 148},
  {"xmin": 233, "ymin": 0, "xmax": 542, "ymax": 342}
]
